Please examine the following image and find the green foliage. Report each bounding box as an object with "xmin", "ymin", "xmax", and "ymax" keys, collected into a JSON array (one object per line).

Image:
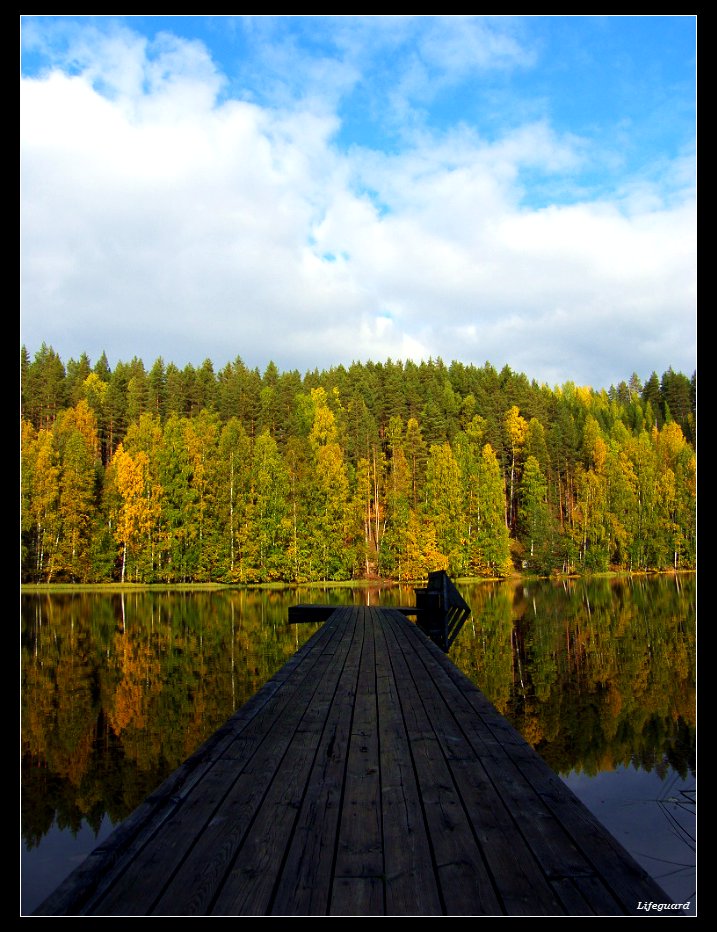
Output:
[{"xmin": 20, "ymin": 346, "xmax": 696, "ymax": 583}]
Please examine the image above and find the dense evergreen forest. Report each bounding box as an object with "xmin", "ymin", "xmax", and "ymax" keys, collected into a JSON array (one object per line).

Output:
[{"xmin": 20, "ymin": 344, "xmax": 696, "ymax": 585}]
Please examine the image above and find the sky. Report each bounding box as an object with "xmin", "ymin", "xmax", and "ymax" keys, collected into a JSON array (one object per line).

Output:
[{"xmin": 20, "ymin": 15, "xmax": 697, "ymax": 390}]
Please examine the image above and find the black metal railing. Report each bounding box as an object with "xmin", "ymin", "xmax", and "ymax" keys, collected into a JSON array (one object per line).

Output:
[{"xmin": 401, "ymin": 570, "xmax": 472, "ymax": 652}]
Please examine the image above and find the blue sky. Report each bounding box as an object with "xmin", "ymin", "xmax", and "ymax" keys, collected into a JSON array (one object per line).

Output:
[{"xmin": 20, "ymin": 15, "xmax": 696, "ymax": 389}]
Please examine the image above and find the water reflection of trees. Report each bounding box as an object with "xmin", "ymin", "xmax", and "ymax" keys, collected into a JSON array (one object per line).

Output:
[
  {"xmin": 452, "ymin": 575, "xmax": 696, "ymax": 779},
  {"xmin": 21, "ymin": 589, "xmax": 325, "ymax": 848},
  {"xmin": 21, "ymin": 576, "xmax": 695, "ymax": 850}
]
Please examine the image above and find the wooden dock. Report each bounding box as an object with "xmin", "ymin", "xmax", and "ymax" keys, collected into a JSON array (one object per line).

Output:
[{"xmin": 34, "ymin": 605, "xmax": 671, "ymax": 916}]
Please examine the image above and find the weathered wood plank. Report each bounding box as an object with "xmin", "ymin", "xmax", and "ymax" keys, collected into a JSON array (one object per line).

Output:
[
  {"xmin": 384, "ymin": 609, "xmax": 567, "ymax": 915},
  {"xmin": 390, "ymin": 609, "xmax": 668, "ymax": 913},
  {"xmin": 222, "ymin": 607, "xmax": 363, "ymax": 916},
  {"xmin": 385, "ymin": 610, "xmax": 567, "ymax": 912},
  {"xmin": 268, "ymin": 607, "xmax": 365, "ymax": 916},
  {"xmin": 435, "ymin": 654, "xmax": 664, "ymax": 910},
  {"xmin": 167, "ymin": 607, "xmax": 359, "ymax": 917},
  {"xmin": 386, "ymin": 610, "xmax": 591, "ymax": 913},
  {"xmin": 288, "ymin": 604, "xmax": 339, "ymax": 623},
  {"xmin": 380, "ymin": 611, "xmax": 504, "ymax": 916},
  {"xmin": 374, "ymin": 607, "xmax": 444, "ymax": 916},
  {"xmin": 329, "ymin": 877, "xmax": 385, "ymax": 916},
  {"xmin": 332, "ymin": 607, "xmax": 384, "ymax": 883}
]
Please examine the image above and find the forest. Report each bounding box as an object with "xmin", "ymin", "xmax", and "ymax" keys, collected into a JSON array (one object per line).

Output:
[{"xmin": 20, "ymin": 344, "xmax": 696, "ymax": 585}]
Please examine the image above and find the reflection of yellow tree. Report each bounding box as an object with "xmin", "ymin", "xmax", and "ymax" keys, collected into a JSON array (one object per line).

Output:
[
  {"xmin": 53, "ymin": 728, "xmax": 95, "ymax": 789},
  {"xmin": 21, "ymin": 656, "xmax": 56, "ymax": 760},
  {"xmin": 520, "ymin": 710, "xmax": 544, "ymax": 747},
  {"xmin": 106, "ymin": 633, "xmax": 162, "ymax": 741},
  {"xmin": 183, "ymin": 681, "xmax": 209, "ymax": 760},
  {"xmin": 46, "ymin": 631, "xmax": 97, "ymax": 787}
]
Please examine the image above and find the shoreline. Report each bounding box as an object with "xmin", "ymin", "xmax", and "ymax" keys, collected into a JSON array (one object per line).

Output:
[{"xmin": 20, "ymin": 568, "xmax": 695, "ymax": 594}]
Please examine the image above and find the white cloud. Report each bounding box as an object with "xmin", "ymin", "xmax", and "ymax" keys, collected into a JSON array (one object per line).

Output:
[
  {"xmin": 20, "ymin": 21, "xmax": 696, "ymax": 388},
  {"xmin": 417, "ymin": 14, "xmax": 534, "ymax": 76}
]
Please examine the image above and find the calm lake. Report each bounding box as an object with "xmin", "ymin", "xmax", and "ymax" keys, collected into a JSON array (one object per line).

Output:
[{"xmin": 21, "ymin": 575, "xmax": 696, "ymax": 915}]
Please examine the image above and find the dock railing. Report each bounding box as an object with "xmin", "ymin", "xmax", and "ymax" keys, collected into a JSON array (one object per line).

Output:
[
  {"xmin": 402, "ymin": 570, "xmax": 471, "ymax": 652},
  {"xmin": 290, "ymin": 570, "xmax": 471, "ymax": 653}
]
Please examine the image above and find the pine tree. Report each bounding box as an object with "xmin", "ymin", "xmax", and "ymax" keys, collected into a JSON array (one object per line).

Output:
[
  {"xmin": 603, "ymin": 430, "xmax": 638, "ymax": 568},
  {"xmin": 19, "ymin": 346, "xmax": 696, "ymax": 584},
  {"xmin": 65, "ymin": 353, "xmax": 92, "ymax": 406},
  {"xmin": 23, "ymin": 343, "xmax": 67, "ymax": 428},
  {"xmin": 195, "ymin": 359, "xmax": 217, "ymax": 414},
  {"xmin": 52, "ymin": 402, "xmax": 101, "ymax": 581},
  {"xmin": 453, "ymin": 416, "xmax": 487, "ymax": 573},
  {"xmin": 156, "ymin": 415, "xmax": 196, "ymax": 582},
  {"xmin": 80, "ymin": 372, "xmax": 110, "ymax": 464},
  {"xmin": 641, "ymin": 372, "xmax": 663, "ymax": 428},
  {"xmin": 404, "ymin": 417, "xmax": 427, "ymax": 509},
  {"xmin": 164, "ymin": 363, "xmax": 186, "ymax": 418},
  {"xmin": 305, "ymin": 388, "xmax": 353, "ymax": 580},
  {"xmin": 120, "ymin": 412, "xmax": 163, "ymax": 580},
  {"xmin": 126, "ymin": 365, "xmax": 149, "ymax": 424},
  {"xmin": 104, "ymin": 362, "xmax": 132, "ymax": 458},
  {"xmin": 379, "ymin": 417, "xmax": 411, "ymax": 579},
  {"xmin": 660, "ymin": 368, "xmax": 694, "ymax": 441},
  {"xmin": 147, "ymin": 357, "xmax": 167, "ymax": 419}
]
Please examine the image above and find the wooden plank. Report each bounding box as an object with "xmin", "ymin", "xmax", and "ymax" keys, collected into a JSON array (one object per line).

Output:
[
  {"xmin": 288, "ymin": 604, "xmax": 339, "ymax": 623},
  {"xmin": 161, "ymin": 607, "xmax": 359, "ymax": 917},
  {"xmin": 387, "ymin": 611, "xmax": 590, "ymax": 912},
  {"xmin": 508, "ymin": 755, "xmax": 669, "ymax": 911},
  {"xmin": 374, "ymin": 608, "xmax": 444, "ymax": 916},
  {"xmin": 268, "ymin": 607, "xmax": 365, "ymax": 916},
  {"xmin": 549, "ymin": 877, "xmax": 597, "ymax": 916},
  {"xmin": 391, "ymin": 610, "xmax": 668, "ymax": 914},
  {"xmin": 378, "ymin": 611, "xmax": 503, "ymax": 915},
  {"xmin": 217, "ymin": 606, "xmax": 361, "ymax": 916},
  {"xmin": 433, "ymin": 646, "xmax": 667, "ymax": 910},
  {"xmin": 393, "ymin": 617, "xmax": 619, "ymax": 903},
  {"xmin": 383, "ymin": 610, "xmax": 563, "ymax": 915},
  {"xmin": 329, "ymin": 877, "xmax": 384, "ymax": 917},
  {"xmin": 332, "ymin": 607, "xmax": 384, "ymax": 882}
]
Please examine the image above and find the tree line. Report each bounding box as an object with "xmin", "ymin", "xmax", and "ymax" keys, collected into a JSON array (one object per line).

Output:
[{"xmin": 20, "ymin": 344, "xmax": 696, "ymax": 584}]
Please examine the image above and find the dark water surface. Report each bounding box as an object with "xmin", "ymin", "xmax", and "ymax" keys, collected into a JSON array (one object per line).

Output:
[{"xmin": 21, "ymin": 575, "xmax": 695, "ymax": 915}]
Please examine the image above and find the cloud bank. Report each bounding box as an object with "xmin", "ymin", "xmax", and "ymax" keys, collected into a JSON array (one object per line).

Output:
[{"xmin": 20, "ymin": 16, "xmax": 696, "ymax": 389}]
